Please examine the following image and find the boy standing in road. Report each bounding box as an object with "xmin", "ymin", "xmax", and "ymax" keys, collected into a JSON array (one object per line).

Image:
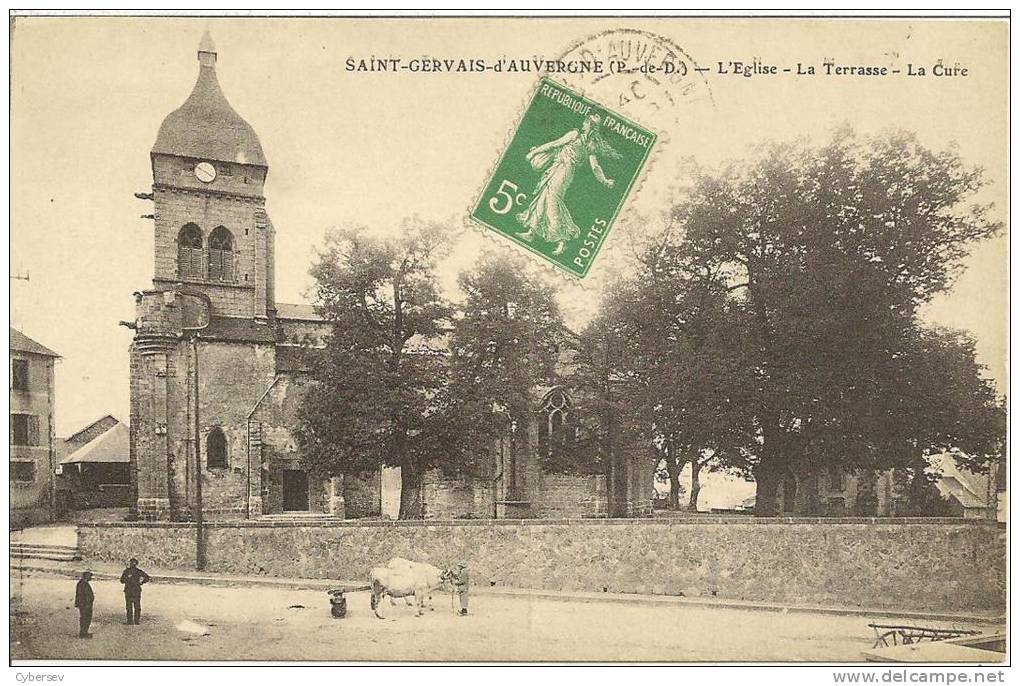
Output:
[
  {"xmin": 74, "ymin": 570, "xmax": 94, "ymax": 638},
  {"xmin": 120, "ymin": 558, "xmax": 150, "ymax": 625}
]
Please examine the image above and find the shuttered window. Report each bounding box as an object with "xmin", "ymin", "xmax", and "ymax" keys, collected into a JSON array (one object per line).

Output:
[
  {"xmin": 178, "ymin": 224, "xmax": 204, "ymax": 279},
  {"xmin": 10, "ymin": 461, "xmax": 35, "ymax": 483},
  {"xmin": 208, "ymin": 226, "xmax": 234, "ymax": 282},
  {"xmin": 10, "ymin": 414, "xmax": 39, "ymax": 446},
  {"xmin": 11, "ymin": 359, "xmax": 29, "ymax": 391}
]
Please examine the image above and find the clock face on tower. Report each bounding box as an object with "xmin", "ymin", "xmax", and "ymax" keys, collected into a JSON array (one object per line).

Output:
[{"xmin": 194, "ymin": 161, "xmax": 217, "ymax": 183}]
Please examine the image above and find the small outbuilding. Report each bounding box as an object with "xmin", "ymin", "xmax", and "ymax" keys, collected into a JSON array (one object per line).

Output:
[{"xmin": 57, "ymin": 418, "xmax": 132, "ymax": 512}]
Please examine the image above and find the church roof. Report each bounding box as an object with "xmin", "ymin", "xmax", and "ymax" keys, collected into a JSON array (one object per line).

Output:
[
  {"xmin": 152, "ymin": 32, "xmax": 267, "ymax": 167},
  {"xmin": 275, "ymin": 302, "xmax": 325, "ymax": 321},
  {"xmin": 201, "ymin": 316, "xmax": 277, "ymax": 344},
  {"xmin": 10, "ymin": 327, "xmax": 60, "ymax": 358}
]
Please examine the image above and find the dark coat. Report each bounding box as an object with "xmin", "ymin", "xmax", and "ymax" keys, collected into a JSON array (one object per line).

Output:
[
  {"xmin": 120, "ymin": 567, "xmax": 150, "ymax": 596},
  {"xmin": 75, "ymin": 579, "xmax": 94, "ymax": 608}
]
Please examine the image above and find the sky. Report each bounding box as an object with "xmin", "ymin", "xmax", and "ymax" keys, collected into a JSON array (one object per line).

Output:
[{"xmin": 9, "ymin": 17, "xmax": 1008, "ymax": 436}]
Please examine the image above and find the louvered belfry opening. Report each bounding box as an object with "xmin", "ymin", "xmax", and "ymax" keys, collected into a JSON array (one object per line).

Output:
[
  {"xmin": 208, "ymin": 226, "xmax": 234, "ymax": 282},
  {"xmin": 178, "ymin": 223, "xmax": 204, "ymax": 279}
]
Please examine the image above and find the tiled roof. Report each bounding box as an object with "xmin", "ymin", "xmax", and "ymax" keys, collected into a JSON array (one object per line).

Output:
[
  {"xmin": 63, "ymin": 415, "xmax": 120, "ymax": 448},
  {"xmin": 10, "ymin": 327, "xmax": 59, "ymax": 357},
  {"xmin": 275, "ymin": 302, "xmax": 324, "ymax": 321},
  {"xmin": 937, "ymin": 475, "xmax": 986, "ymax": 510},
  {"xmin": 152, "ymin": 43, "xmax": 266, "ymax": 167},
  {"xmin": 199, "ymin": 316, "xmax": 277, "ymax": 344},
  {"xmin": 61, "ymin": 422, "xmax": 130, "ymax": 465}
]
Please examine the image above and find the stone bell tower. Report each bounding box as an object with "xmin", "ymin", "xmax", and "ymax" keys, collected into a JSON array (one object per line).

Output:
[
  {"xmin": 130, "ymin": 33, "xmax": 278, "ymax": 520},
  {"xmin": 149, "ymin": 30, "xmax": 275, "ymax": 320}
]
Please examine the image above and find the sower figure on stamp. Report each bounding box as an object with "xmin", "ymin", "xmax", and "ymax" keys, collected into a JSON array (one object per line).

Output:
[
  {"xmin": 74, "ymin": 570, "xmax": 94, "ymax": 638},
  {"xmin": 516, "ymin": 113, "xmax": 619, "ymax": 255},
  {"xmin": 120, "ymin": 558, "xmax": 150, "ymax": 625},
  {"xmin": 452, "ymin": 561, "xmax": 470, "ymax": 616}
]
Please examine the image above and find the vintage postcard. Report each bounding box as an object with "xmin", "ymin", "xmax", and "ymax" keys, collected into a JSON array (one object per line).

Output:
[{"xmin": 8, "ymin": 13, "xmax": 1008, "ymax": 670}]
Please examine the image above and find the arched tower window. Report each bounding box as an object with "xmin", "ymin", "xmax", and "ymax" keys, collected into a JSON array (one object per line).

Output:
[
  {"xmin": 178, "ymin": 224, "xmax": 203, "ymax": 279},
  {"xmin": 206, "ymin": 427, "xmax": 227, "ymax": 470},
  {"xmin": 208, "ymin": 226, "xmax": 234, "ymax": 282}
]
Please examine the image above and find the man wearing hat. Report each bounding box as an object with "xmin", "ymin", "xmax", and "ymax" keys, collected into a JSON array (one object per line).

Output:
[
  {"xmin": 74, "ymin": 570, "xmax": 95, "ymax": 638},
  {"xmin": 119, "ymin": 557, "xmax": 150, "ymax": 625},
  {"xmin": 452, "ymin": 561, "xmax": 470, "ymax": 616}
]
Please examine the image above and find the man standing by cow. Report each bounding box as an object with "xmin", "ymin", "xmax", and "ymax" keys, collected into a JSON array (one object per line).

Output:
[{"xmin": 452, "ymin": 561, "xmax": 470, "ymax": 616}]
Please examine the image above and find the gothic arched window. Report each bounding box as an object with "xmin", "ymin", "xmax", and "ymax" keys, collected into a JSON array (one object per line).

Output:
[
  {"xmin": 208, "ymin": 226, "xmax": 234, "ymax": 282},
  {"xmin": 206, "ymin": 427, "xmax": 227, "ymax": 470},
  {"xmin": 538, "ymin": 388, "xmax": 572, "ymax": 460},
  {"xmin": 178, "ymin": 224, "xmax": 203, "ymax": 279}
]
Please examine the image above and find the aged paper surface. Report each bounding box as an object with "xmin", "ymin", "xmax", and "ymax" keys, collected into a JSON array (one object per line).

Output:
[{"xmin": 8, "ymin": 14, "xmax": 1008, "ymax": 667}]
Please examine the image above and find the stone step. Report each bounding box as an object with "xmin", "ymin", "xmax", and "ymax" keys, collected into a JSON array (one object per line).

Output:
[
  {"xmin": 10, "ymin": 545, "xmax": 81, "ymax": 562},
  {"xmin": 10, "ymin": 542, "xmax": 79, "ymax": 552},
  {"xmin": 260, "ymin": 513, "xmax": 340, "ymax": 519}
]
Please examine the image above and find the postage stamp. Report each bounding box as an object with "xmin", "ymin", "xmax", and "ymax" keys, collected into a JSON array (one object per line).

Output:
[{"xmin": 471, "ymin": 76, "xmax": 657, "ymax": 279}]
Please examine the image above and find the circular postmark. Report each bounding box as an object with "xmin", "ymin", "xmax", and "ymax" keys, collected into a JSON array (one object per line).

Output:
[{"xmin": 556, "ymin": 29, "xmax": 716, "ymax": 134}]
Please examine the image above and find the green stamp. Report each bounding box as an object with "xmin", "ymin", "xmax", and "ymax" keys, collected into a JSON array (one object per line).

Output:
[{"xmin": 472, "ymin": 77, "xmax": 657, "ymax": 278}]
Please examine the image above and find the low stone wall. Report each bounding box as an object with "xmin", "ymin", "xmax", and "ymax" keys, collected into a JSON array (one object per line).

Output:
[{"xmin": 77, "ymin": 517, "xmax": 1006, "ymax": 613}]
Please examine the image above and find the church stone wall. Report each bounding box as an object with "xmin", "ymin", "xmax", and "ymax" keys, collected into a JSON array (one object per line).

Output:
[
  {"xmin": 151, "ymin": 184, "xmax": 263, "ymax": 319},
  {"xmin": 422, "ymin": 470, "xmax": 495, "ymax": 519},
  {"xmin": 344, "ymin": 471, "xmax": 382, "ymax": 518},
  {"xmin": 533, "ymin": 473, "xmax": 608, "ymax": 518},
  {"xmin": 192, "ymin": 340, "xmax": 275, "ymax": 518}
]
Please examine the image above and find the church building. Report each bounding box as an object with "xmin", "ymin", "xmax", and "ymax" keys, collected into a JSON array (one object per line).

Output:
[{"xmin": 128, "ymin": 34, "xmax": 652, "ymax": 521}]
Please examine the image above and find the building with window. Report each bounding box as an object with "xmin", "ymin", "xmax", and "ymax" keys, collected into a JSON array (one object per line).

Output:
[{"xmin": 10, "ymin": 327, "xmax": 60, "ymax": 527}]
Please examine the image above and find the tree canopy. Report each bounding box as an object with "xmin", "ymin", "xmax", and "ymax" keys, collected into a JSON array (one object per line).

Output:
[
  {"xmin": 295, "ymin": 218, "xmax": 455, "ymax": 519},
  {"xmin": 676, "ymin": 129, "xmax": 1003, "ymax": 514}
]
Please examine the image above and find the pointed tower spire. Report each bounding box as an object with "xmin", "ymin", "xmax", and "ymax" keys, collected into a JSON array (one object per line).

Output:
[{"xmin": 198, "ymin": 29, "xmax": 217, "ymax": 67}]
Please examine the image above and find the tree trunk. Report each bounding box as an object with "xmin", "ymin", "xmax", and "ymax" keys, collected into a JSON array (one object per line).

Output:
[
  {"xmin": 398, "ymin": 462, "xmax": 423, "ymax": 520},
  {"xmin": 753, "ymin": 458, "xmax": 782, "ymax": 517},
  {"xmin": 688, "ymin": 459, "xmax": 703, "ymax": 512},
  {"xmin": 907, "ymin": 464, "xmax": 929, "ymax": 516},
  {"xmin": 664, "ymin": 453, "xmax": 683, "ymax": 511}
]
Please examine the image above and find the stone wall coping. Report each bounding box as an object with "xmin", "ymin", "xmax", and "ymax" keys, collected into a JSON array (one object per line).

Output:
[{"xmin": 78, "ymin": 516, "xmax": 993, "ymax": 529}]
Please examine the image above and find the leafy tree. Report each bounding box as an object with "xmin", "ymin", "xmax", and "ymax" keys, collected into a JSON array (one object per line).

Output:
[
  {"xmin": 569, "ymin": 308, "xmax": 651, "ymax": 516},
  {"xmin": 575, "ymin": 226, "xmax": 756, "ymax": 511},
  {"xmin": 882, "ymin": 326, "xmax": 1006, "ymax": 513},
  {"xmin": 677, "ymin": 129, "xmax": 1002, "ymax": 514},
  {"xmin": 446, "ymin": 252, "xmax": 570, "ymax": 497},
  {"xmin": 296, "ymin": 219, "xmax": 454, "ymax": 519}
]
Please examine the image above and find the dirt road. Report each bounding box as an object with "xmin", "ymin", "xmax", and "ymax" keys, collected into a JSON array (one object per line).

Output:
[{"xmin": 9, "ymin": 572, "xmax": 964, "ymax": 662}]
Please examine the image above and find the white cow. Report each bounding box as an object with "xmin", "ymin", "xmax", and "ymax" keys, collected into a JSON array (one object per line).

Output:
[{"xmin": 369, "ymin": 557, "xmax": 452, "ymax": 619}]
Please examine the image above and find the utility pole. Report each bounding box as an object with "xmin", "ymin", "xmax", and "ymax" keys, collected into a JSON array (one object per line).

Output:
[
  {"xmin": 10, "ymin": 270, "xmax": 30, "ymax": 329},
  {"xmin": 191, "ymin": 333, "xmax": 205, "ymax": 570}
]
